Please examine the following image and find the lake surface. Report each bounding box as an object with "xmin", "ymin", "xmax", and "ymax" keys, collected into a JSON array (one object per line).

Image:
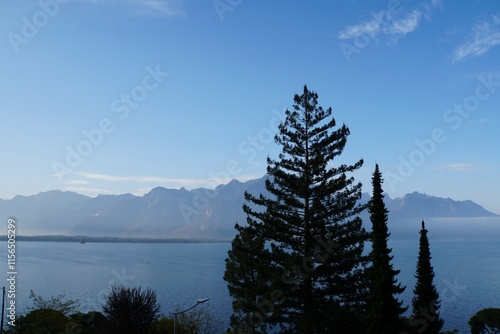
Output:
[{"xmin": 2, "ymin": 237, "xmax": 500, "ymax": 333}]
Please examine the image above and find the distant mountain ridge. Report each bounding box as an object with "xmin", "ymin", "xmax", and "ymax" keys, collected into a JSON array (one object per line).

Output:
[
  {"xmin": 385, "ymin": 191, "xmax": 498, "ymax": 219},
  {"xmin": 0, "ymin": 176, "xmax": 497, "ymax": 239}
]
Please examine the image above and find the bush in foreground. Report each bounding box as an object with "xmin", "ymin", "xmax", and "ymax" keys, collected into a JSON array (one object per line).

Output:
[{"xmin": 102, "ymin": 286, "xmax": 161, "ymax": 334}]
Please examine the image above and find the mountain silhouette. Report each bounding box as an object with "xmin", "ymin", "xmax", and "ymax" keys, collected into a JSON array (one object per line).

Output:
[{"xmin": 0, "ymin": 176, "xmax": 496, "ymax": 239}]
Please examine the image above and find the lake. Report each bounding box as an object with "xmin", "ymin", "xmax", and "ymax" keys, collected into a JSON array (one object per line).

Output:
[{"xmin": 2, "ymin": 236, "xmax": 500, "ymax": 332}]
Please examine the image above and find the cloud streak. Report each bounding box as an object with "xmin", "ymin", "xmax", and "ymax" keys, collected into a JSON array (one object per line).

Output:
[
  {"xmin": 452, "ymin": 15, "xmax": 500, "ymax": 63},
  {"xmin": 63, "ymin": 186, "xmax": 120, "ymax": 195},
  {"xmin": 436, "ymin": 163, "xmax": 485, "ymax": 172},
  {"xmin": 338, "ymin": 0, "xmax": 439, "ymax": 45},
  {"xmin": 133, "ymin": 0, "xmax": 186, "ymax": 17},
  {"xmin": 74, "ymin": 171, "xmax": 263, "ymax": 189},
  {"xmin": 469, "ymin": 118, "xmax": 498, "ymax": 125},
  {"xmin": 81, "ymin": 0, "xmax": 186, "ymax": 17},
  {"xmin": 338, "ymin": 20, "xmax": 380, "ymax": 40},
  {"xmin": 75, "ymin": 172, "xmax": 218, "ymax": 188},
  {"xmin": 385, "ymin": 10, "xmax": 422, "ymax": 36}
]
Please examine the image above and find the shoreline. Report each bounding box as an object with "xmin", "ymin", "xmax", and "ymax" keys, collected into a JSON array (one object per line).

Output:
[{"xmin": 0, "ymin": 234, "xmax": 231, "ymax": 244}]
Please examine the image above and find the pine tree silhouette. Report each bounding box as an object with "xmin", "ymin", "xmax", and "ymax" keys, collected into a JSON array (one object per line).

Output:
[
  {"xmin": 365, "ymin": 164, "xmax": 407, "ymax": 334},
  {"xmin": 224, "ymin": 86, "xmax": 368, "ymax": 333},
  {"xmin": 410, "ymin": 220, "xmax": 444, "ymax": 334}
]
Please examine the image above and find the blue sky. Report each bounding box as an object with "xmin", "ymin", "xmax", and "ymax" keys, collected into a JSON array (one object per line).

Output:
[{"xmin": 0, "ymin": 0, "xmax": 499, "ymax": 213}]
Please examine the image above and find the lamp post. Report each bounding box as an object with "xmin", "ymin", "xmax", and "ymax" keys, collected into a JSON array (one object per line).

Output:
[
  {"xmin": 0, "ymin": 287, "xmax": 4, "ymax": 334},
  {"xmin": 171, "ymin": 297, "xmax": 210, "ymax": 334}
]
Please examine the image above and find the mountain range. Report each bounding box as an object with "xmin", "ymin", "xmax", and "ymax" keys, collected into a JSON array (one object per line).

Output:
[{"xmin": 0, "ymin": 176, "xmax": 497, "ymax": 239}]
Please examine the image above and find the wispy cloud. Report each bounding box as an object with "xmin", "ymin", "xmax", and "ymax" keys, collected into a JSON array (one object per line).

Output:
[
  {"xmin": 338, "ymin": 10, "xmax": 421, "ymax": 44},
  {"xmin": 469, "ymin": 118, "xmax": 498, "ymax": 125},
  {"xmin": 81, "ymin": 0, "xmax": 186, "ymax": 17},
  {"xmin": 63, "ymin": 186, "xmax": 120, "ymax": 195},
  {"xmin": 133, "ymin": 0, "xmax": 186, "ymax": 17},
  {"xmin": 338, "ymin": 20, "xmax": 381, "ymax": 40},
  {"xmin": 75, "ymin": 172, "xmax": 179, "ymax": 183},
  {"xmin": 64, "ymin": 180, "xmax": 91, "ymax": 185},
  {"xmin": 75, "ymin": 172, "xmax": 214, "ymax": 188},
  {"xmin": 74, "ymin": 171, "xmax": 263, "ymax": 190},
  {"xmin": 338, "ymin": 0, "xmax": 439, "ymax": 45},
  {"xmin": 436, "ymin": 163, "xmax": 485, "ymax": 172},
  {"xmin": 451, "ymin": 15, "xmax": 500, "ymax": 63},
  {"xmin": 385, "ymin": 10, "xmax": 422, "ymax": 42}
]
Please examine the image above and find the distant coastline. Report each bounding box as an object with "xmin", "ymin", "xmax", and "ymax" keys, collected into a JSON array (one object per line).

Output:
[{"xmin": 0, "ymin": 235, "xmax": 230, "ymax": 244}]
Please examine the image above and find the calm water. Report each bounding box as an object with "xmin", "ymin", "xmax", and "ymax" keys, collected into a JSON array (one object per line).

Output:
[
  {"xmin": 2, "ymin": 238, "xmax": 500, "ymax": 333},
  {"xmin": 390, "ymin": 238, "xmax": 500, "ymax": 333},
  {"xmin": 2, "ymin": 242, "xmax": 233, "ymax": 328}
]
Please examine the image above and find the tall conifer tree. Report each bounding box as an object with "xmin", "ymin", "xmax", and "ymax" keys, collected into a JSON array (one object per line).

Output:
[
  {"xmin": 411, "ymin": 221, "xmax": 444, "ymax": 334},
  {"xmin": 224, "ymin": 86, "xmax": 368, "ymax": 333},
  {"xmin": 365, "ymin": 164, "xmax": 407, "ymax": 334}
]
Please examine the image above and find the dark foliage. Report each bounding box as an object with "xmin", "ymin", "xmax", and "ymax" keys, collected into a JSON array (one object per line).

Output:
[
  {"xmin": 365, "ymin": 164, "xmax": 407, "ymax": 333},
  {"xmin": 225, "ymin": 86, "xmax": 368, "ymax": 333},
  {"xmin": 70, "ymin": 311, "xmax": 110, "ymax": 334},
  {"xmin": 469, "ymin": 308, "xmax": 500, "ymax": 334},
  {"xmin": 224, "ymin": 224, "xmax": 273, "ymax": 333},
  {"xmin": 102, "ymin": 286, "xmax": 161, "ymax": 334},
  {"xmin": 409, "ymin": 221, "xmax": 444, "ymax": 334},
  {"xmin": 14, "ymin": 308, "xmax": 69, "ymax": 334}
]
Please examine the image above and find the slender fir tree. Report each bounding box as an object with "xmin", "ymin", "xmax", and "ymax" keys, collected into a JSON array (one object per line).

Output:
[
  {"xmin": 410, "ymin": 220, "xmax": 444, "ymax": 334},
  {"xmin": 365, "ymin": 164, "xmax": 407, "ymax": 334},
  {"xmin": 224, "ymin": 86, "xmax": 368, "ymax": 333}
]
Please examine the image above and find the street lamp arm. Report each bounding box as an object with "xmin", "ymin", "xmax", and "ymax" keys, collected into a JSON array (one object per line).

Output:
[
  {"xmin": 170, "ymin": 297, "xmax": 210, "ymax": 334},
  {"xmin": 170, "ymin": 298, "xmax": 210, "ymax": 316}
]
